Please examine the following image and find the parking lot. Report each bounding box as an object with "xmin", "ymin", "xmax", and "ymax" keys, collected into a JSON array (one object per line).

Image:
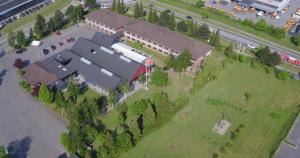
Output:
[
  {"xmin": 25, "ymin": 23, "xmax": 95, "ymax": 61},
  {"xmin": 276, "ymin": 117, "xmax": 300, "ymax": 158},
  {"xmin": 205, "ymin": 0, "xmax": 300, "ymax": 28},
  {"xmin": 0, "ymin": 23, "xmax": 96, "ymax": 158}
]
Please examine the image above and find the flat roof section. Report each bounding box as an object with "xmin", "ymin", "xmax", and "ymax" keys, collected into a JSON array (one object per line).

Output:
[{"xmin": 0, "ymin": 0, "xmax": 33, "ymax": 15}]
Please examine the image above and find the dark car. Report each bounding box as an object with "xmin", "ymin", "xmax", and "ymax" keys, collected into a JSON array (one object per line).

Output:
[
  {"xmin": 55, "ymin": 31, "xmax": 62, "ymax": 36},
  {"xmin": 15, "ymin": 48, "xmax": 27, "ymax": 54},
  {"xmin": 50, "ymin": 45, "xmax": 56, "ymax": 51},
  {"xmin": 58, "ymin": 42, "xmax": 64, "ymax": 47},
  {"xmin": 186, "ymin": 16, "xmax": 192, "ymax": 19},
  {"xmin": 42, "ymin": 49, "xmax": 49, "ymax": 56},
  {"xmin": 69, "ymin": 37, "xmax": 75, "ymax": 42},
  {"xmin": 165, "ymin": 9, "xmax": 171, "ymax": 13}
]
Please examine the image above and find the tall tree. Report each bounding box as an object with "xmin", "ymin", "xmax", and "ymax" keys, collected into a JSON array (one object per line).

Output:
[
  {"xmin": 34, "ymin": 14, "xmax": 46, "ymax": 39},
  {"xmin": 120, "ymin": 81, "xmax": 130, "ymax": 100},
  {"xmin": 55, "ymin": 91, "xmax": 68, "ymax": 116},
  {"xmin": 255, "ymin": 47, "xmax": 281, "ymax": 66},
  {"xmin": 177, "ymin": 20, "xmax": 188, "ymax": 32},
  {"xmin": 7, "ymin": 30, "xmax": 15, "ymax": 49},
  {"xmin": 111, "ymin": 0, "xmax": 116, "ymax": 11},
  {"xmin": 39, "ymin": 84, "xmax": 54, "ymax": 104},
  {"xmin": 16, "ymin": 30, "xmax": 26, "ymax": 48},
  {"xmin": 210, "ymin": 30, "xmax": 220, "ymax": 47},
  {"xmin": 133, "ymin": 2, "xmax": 140, "ymax": 18},
  {"xmin": 53, "ymin": 10, "xmax": 64, "ymax": 30},
  {"xmin": 176, "ymin": 49, "xmax": 192, "ymax": 72},
  {"xmin": 29, "ymin": 28, "xmax": 34, "ymax": 41},
  {"xmin": 67, "ymin": 79, "xmax": 80, "ymax": 103},
  {"xmin": 47, "ymin": 17, "xmax": 55, "ymax": 32},
  {"xmin": 168, "ymin": 13, "xmax": 176, "ymax": 31},
  {"xmin": 159, "ymin": 10, "xmax": 170, "ymax": 27},
  {"xmin": 196, "ymin": 24, "xmax": 210, "ymax": 40},
  {"xmin": 187, "ymin": 20, "xmax": 197, "ymax": 37},
  {"xmin": 108, "ymin": 89, "xmax": 117, "ymax": 106},
  {"xmin": 148, "ymin": 8, "xmax": 154, "ymax": 23}
]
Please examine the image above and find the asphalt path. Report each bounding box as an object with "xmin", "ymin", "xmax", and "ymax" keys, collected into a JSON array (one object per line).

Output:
[{"xmin": 144, "ymin": 0, "xmax": 300, "ymax": 58}]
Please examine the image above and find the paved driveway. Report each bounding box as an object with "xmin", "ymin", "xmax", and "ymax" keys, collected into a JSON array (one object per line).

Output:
[{"xmin": 0, "ymin": 24, "xmax": 95, "ymax": 158}]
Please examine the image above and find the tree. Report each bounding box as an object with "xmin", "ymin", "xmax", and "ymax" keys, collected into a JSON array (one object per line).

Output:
[
  {"xmin": 130, "ymin": 99, "xmax": 151, "ymax": 116},
  {"xmin": 168, "ymin": 13, "xmax": 176, "ymax": 31},
  {"xmin": 177, "ymin": 20, "xmax": 188, "ymax": 32},
  {"xmin": 13, "ymin": 58, "xmax": 24, "ymax": 69},
  {"xmin": 34, "ymin": 14, "xmax": 46, "ymax": 39},
  {"xmin": 175, "ymin": 49, "xmax": 192, "ymax": 72},
  {"xmin": 53, "ymin": 10, "xmax": 64, "ymax": 30},
  {"xmin": 28, "ymin": 28, "xmax": 34, "ymax": 41},
  {"xmin": 116, "ymin": 0, "xmax": 128, "ymax": 14},
  {"xmin": 7, "ymin": 30, "xmax": 15, "ymax": 49},
  {"xmin": 255, "ymin": 19, "xmax": 268, "ymax": 31},
  {"xmin": 111, "ymin": 0, "xmax": 116, "ymax": 11},
  {"xmin": 47, "ymin": 17, "xmax": 55, "ymax": 32},
  {"xmin": 0, "ymin": 145, "xmax": 9, "ymax": 158},
  {"xmin": 255, "ymin": 47, "xmax": 281, "ymax": 66},
  {"xmin": 16, "ymin": 30, "xmax": 26, "ymax": 48},
  {"xmin": 150, "ymin": 68, "xmax": 168, "ymax": 87},
  {"xmin": 120, "ymin": 81, "xmax": 130, "ymax": 100},
  {"xmin": 65, "ymin": 5, "xmax": 75, "ymax": 18},
  {"xmin": 67, "ymin": 79, "xmax": 80, "ymax": 103},
  {"xmin": 39, "ymin": 84, "xmax": 53, "ymax": 104},
  {"xmin": 115, "ymin": 132, "xmax": 134, "ymax": 152},
  {"xmin": 152, "ymin": 92, "xmax": 172, "ymax": 116},
  {"xmin": 195, "ymin": 0, "xmax": 205, "ymax": 8},
  {"xmin": 291, "ymin": 35, "xmax": 300, "ymax": 46},
  {"xmin": 224, "ymin": 43, "xmax": 236, "ymax": 57},
  {"xmin": 55, "ymin": 91, "xmax": 68, "ymax": 116},
  {"xmin": 187, "ymin": 20, "xmax": 197, "ymax": 37},
  {"xmin": 210, "ymin": 30, "xmax": 220, "ymax": 47},
  {"xmin": 164, "ymin": 54, "xmax": 175, "ymax": 68},
  {"xmin": 196, "ymin": 24, "xmax": 210, "ymax": 40},
  {"xmin": 108, "ymin": 89, "xmax": 117, "ymax": 106},
  {"xmin": 271, "ymin": 27, "xmax": 285, "ymax": 39},
  {"xmin": 133, "ymin": 2, "xmax": 140, "ymax": 18},
  {"xmin": 158, "ymin": 10, "xmax": 170, "ymax": 27}
]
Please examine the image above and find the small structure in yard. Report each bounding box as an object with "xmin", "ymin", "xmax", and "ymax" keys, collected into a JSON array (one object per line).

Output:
[{"xmin": 212, "ymin": 119, "xmax": 231, "ymax": 135}]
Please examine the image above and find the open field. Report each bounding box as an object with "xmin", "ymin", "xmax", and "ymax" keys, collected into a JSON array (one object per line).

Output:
[
  {"xmin": 0, "ymin": 0, "xmax": 71, "ymax": 34},
  {"xmin": 119, "ymin": 61, "xmax": 300, "ymax": 158}
]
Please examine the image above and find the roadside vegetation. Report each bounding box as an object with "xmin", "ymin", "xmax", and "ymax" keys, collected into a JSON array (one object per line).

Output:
[{"xmin": 143, "ymin": 0, "xmax": 300, "ymax": 51}]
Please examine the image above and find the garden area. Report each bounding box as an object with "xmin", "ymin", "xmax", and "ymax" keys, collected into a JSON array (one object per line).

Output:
[{"xmin": 120, "ymin": 57, "xmax": 300, "ymax": 158}]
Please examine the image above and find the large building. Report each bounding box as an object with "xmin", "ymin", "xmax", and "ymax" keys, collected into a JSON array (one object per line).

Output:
[
  {"xmin": 85, "ymin": 10, "xmax": 213, "ymax": 72},
  {"xmin": 239, "ymin": 0, "xmax": 290, "ymax": 13},
  {"xmin": 0, "ymin": 0, "xmax": 47, "ymax": 24},
  {"xmin": 23, "ymin": 34, "xmax": 146, "ymax": 95}
]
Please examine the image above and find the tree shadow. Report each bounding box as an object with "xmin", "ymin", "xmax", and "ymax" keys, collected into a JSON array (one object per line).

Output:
[{"xmin": 7, "ymin": 136, "xmax": 32, "ymax": 158}]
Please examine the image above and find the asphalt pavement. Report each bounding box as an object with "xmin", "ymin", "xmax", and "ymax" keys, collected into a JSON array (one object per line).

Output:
[{"xmin": 0, "ymin": 23, "xmax": 95, "ymax": 158}]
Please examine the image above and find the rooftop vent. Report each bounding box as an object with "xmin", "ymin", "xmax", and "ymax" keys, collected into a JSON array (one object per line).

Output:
[
  {"xmin": 55, "ymin": 55, "xmax": 71, "ymax": 66},
  {"xmin": 100, "ymin": 46, "xmax": 114, "ymax": 55},
  {"xmin": 101, "ymin": 68, "xmax": 113, "ymax": 77},
  {"xmin": 80, "ymin": 57, "xmax": 92, "ymax": 65},
  {"xmin": 120, "ymin": 55, "xmax": 131, "ymax": 63},
  {"xmin": 90, "ymin": 49, "xmax": 96, "ymax": 54}
]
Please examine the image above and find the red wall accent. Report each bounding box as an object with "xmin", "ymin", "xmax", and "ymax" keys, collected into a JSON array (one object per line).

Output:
[{"xmin": 131, "ymin": 65, "xmax": 147, "ymax": 81}]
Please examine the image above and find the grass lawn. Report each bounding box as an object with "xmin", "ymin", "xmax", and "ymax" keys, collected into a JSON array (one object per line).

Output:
[
  {"xmin": 119, "ymin": 61, "xmax": 300, "ymax": 158},
  {"xmin": 0, "ymin": 0, "xmax": 71, "ymax": 34},
  {"xmin": 143, "ymin": 0, "xmax": 300, "ymax": 52}
]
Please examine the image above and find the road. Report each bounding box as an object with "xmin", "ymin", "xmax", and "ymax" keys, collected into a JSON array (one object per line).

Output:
[{"xmin": 143, "ymin": 0, "xmax": 300, "ymax": 58}]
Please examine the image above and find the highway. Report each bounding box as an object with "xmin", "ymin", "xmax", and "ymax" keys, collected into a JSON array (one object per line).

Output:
[{"xmin": 143, "ymin": 0, "xmax": 300, "ymax": 58}]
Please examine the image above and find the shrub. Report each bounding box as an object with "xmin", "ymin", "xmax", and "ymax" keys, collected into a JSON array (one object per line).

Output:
[
  {"xmin": 16, "ymin": 68, "xmax": 25, "ymax": 76},
  {"xmin": 239, "ymin": 55, "xmax": 247, "ymax": 63},
  {"xmin": 276, "ymin": 70, "xmax": 291, "ymax": 81},
  {"xmin": 38, "ymin": 84, "xmax": 54, "ymax": 104},
  {"xmin": 18, "ymin": 80, "xmax": 31, "ymax": 92},
  {"xmin": 13, "ymin": 58, "xmax": 24, "ymax": 69}
]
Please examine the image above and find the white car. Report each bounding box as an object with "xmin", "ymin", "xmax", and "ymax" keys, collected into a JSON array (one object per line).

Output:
[
  {"xmin": 247, "ymin": 43, "xmax": 256, "ymax": 49},
  {"xmin": 31, "ymin": 40, "xmax": 42, "ymax": 46}
]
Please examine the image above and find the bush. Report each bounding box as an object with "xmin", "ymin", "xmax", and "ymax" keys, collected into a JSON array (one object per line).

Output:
[
  {"xmin": 16, "ymin": 68, "xmax": 25, "ymax": 76},
  {"xmin": 291, "ymin": 35, "xmax": 300, "ymax": 46},
  {"xmin": 38, "ymin": 84, "xmax": 54, "ymax": 104},
  {"xmin": 276, "ymin": 70, "xmax": 291, "ymax": 81},
  {"xmin": 238, "ymin": 55, "xmax": 247, "ymax": 63},
  {"xmin": 13, "ymin": 58, "xmax": 24, "ymax": 69},
  {"xmin": 19, "ymin": 80, "xmax": 31, "ymax": 92}
]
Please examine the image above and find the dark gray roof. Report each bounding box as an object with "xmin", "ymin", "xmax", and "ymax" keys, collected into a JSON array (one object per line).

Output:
[
  {"xmin": 0, "ymin": 0, "xmax": 33, "ymax": 15},
  {"xmin": 40, "ymin": 50, "xmax": 122, "ymax": 91},
  {"xmin": 71, "ymin": 37, "xmax": 144, "ymax": 81},
  {"xmin": 91, "ymin": 32, "xmax": 118, "ymax": 47}
]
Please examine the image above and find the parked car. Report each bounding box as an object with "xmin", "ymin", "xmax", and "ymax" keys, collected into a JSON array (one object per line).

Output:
[
  {"xmin": 50, "ymin": 45, "xmax": 56, "ymax": 51},
  {"xmin": 55, "ymin": 31, "xmax": 61, "ymax": 36},
  {"xmin": 186, "ymin": 15, "xmax": 192, "ymax": 19},
  {"xmin": 58, "ymin": 42, "xmax": 64, "ymax": 47},
  {"xmin": 14, "ymin": 48, "xmax": 27, "ymax": 54},
  {"xmin": 70, "ymin": 37, "xmax": 75, "ymax": 42},
  {"xmin": 42, "ymin": 49, "xmax": 49, "ymax": 55},
  {"xmin": 74, "ymin": 24, "xmax": 79, "ymax": 28},
  {"xmin": 247, "ymin": 43, "xmax": 256, "ymax": 49}
]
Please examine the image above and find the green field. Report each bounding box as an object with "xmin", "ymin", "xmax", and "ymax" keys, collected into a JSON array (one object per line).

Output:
[
  {"xmin": 0, "ymin": 0, "xmax": 71, "ymax": 34},
  {"xmin": 118, "ymin": 61, "xmax": 300, "ymax": 158}
]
